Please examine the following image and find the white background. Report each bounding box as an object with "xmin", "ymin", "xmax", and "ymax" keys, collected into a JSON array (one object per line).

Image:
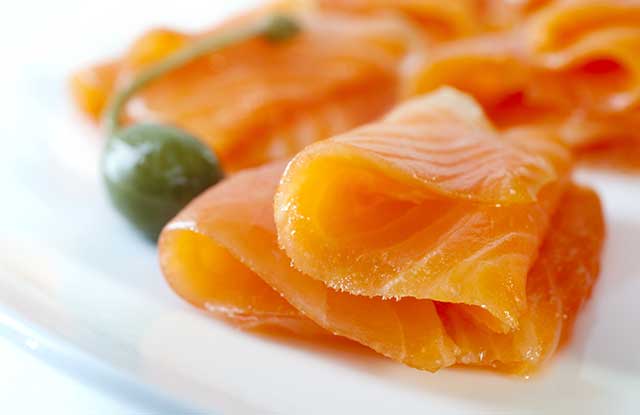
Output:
[{"xmin": 1, "ymin": 1, "xmax": 639, "ymax": 414}]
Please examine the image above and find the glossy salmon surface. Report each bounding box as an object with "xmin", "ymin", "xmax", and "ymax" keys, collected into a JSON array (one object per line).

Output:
[
  {"xmin": 160, "ymin": 89, "xmax": 604, "ymax": 373},
  {"xmin": 275, "ymin": 88, "xmax": 571, "ymax": 331},
  {"xmin": 406, "ymin": 0, "xmax": 640, "ymax": 168},
  {"xmin": 71, "ymin": 9, "xmax": 425, "ymax": 171}
]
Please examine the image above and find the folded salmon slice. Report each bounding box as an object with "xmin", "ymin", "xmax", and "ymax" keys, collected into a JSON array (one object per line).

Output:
[
  {"xmin": 526, "ymin": 0, "xmax": 640, "ymax": 166},
  {"xmin": 159, "ymin": 159, "xmax": 603, "ymax": 374},
  {"xmin": 161, "ymin": 161, "xmax": 460, "ymax": 371},
  {"xmin": 159, "ymin": 214, "xmax": 324, "ymax": 336},
  {"xmin": 405, "ymin": 0, "xmax": 640, "ymax": 168},
  {"xmin": 439, "ymin": 184, "xmax": 604, "ymax": 373},
  {"xmin": 275, "ymin": 88, "xmax": 571, "ymax": 331},
  {"xmin": 70, "ymin": 10, "xmax": 424, "ymax": 171},
  {"xmin": 160, "ymin": 88, "xmax": 603, "ymax": 373}
]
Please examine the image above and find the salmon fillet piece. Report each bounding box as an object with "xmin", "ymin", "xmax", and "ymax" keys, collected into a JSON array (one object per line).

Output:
[
  {"xmin": 405, "ymin": 0, "xmax": 640, "ymax": 168},
  {"xmin": 162, "ymin": 160, "xmax": 460, "ymax": 371},
  {"xmin": 159, "ymin": 88, "xmax": 604, "ymax": 373},
  {"xmin": 159, "ymin": 162, "xmax": 603, "ymax": 374},
  {"xmin": 275, "ymin": 88, "xmax": 571, "ymax": 331},
  {"xmin": 438, "ymin": 184, "xmax": 604, "ymax": 374},
  {"xmin": 70, "ymin": 10, "xmax": 425, "ymax": 171}
]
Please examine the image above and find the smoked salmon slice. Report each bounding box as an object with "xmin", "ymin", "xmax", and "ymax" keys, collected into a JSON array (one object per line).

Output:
[
  {"xmin": 161, "ymin": 161, "xmax": 460, "ymax": 371},
  {"xmin": 71, "ymin": 1, "xmax": 640, "ymax": 170},
  {"xmin": 70, "ymin": 10, "xmax": 424, "ymax": 172},
  {"xmin": 405, "ymin": 0, "xmax": 640, "ymax": 168},
  {"xmin": 275, "ymin": 88, "xmax": 571, "ymax": 331},
  {"xmin": 159, "ymin": 88, "xmax": 604, "ymax": 373},
  {"xmin": 438, "ymin": 183, "xmax": 604, "ymax": 373}
]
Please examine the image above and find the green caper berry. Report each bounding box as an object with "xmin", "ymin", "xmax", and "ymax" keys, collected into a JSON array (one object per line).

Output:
[
  {"xmin": 261, "ymin": 14, "xmax": 301, "ymax": 42},
  {"xmin": 103, "ymin": 123, "xmax": 223, "ymax": 241}
]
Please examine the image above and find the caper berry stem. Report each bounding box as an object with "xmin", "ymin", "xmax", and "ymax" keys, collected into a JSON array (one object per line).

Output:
[{"xmin": 103, "ymin": 14, "xmax": 301, "ymax": 135}]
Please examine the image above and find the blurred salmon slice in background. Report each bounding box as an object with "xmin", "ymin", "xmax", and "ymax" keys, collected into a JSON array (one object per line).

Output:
[
  {"xmin": 319, "ymin": 0, "xmax": 553, "ymax": 36},
  {"xmin": 70, "ymin": 6, "xmax": 426, "ymax": 172},
  {"xmin": 405, "ymin": 0, "xmax": 640, "ymax": 169},
  {"xmin": 159, "ymin": 88, "xmax": 604, "ymax": 374},
  {"xmin": 70, "ymin": 0, "xmax": 640, "ymax": 171}
]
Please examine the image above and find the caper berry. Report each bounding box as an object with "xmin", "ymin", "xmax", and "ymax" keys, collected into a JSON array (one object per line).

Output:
[{"xmin": 103, "ymin": 123, "xmax": 223, "ymax": 240}]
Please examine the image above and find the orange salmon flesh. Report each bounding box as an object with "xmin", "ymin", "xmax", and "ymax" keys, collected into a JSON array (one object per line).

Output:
[{"xmin": 159, "ymin": 89, "xmax": 604, "ymax": 374}]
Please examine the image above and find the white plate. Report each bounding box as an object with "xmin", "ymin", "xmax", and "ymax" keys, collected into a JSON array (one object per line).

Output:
[{"xmin": 2, "ymin": 1, "xmax": 639, "ymax": 413}]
